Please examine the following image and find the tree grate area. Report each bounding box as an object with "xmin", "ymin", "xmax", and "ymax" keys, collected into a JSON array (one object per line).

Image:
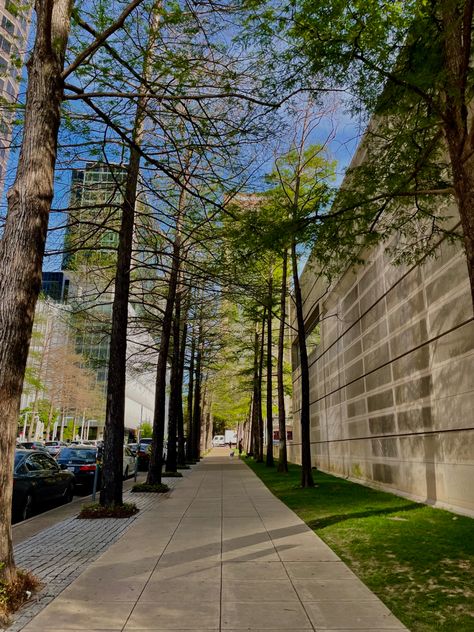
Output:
[{"xmin": 6, "ymin": 482, "xmax": 178, "ymax": 632}]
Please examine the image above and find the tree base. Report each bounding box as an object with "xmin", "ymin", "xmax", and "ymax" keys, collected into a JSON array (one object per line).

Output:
[
  {"xmin": 177, "ymin": 464, "xmax": 191, "ymax": 469},
  {"xmin": 0, "ymin": 570, "xmax": 40, "ymax": 625},
  {"xmin": 78, "ymin": 503, "xmax": 139, "ymax": 519},
  {"xmin": 131, "ymin": 483, "xmax": 170, "ymax": 493}
]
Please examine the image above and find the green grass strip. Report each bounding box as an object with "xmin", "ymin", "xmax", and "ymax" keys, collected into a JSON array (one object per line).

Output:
[{"xmin": 246, "ymin": 459, "xmax": 474, "ymax": 632}]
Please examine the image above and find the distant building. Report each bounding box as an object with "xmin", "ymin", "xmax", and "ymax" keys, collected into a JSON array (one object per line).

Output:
[
  {"xmin": 62, "ymin": 162, "xmax": 126, "ymax": 271},
  {"xmin": 40, "ymin": 162, "xmax": 160, "ymax": 438},
  {"xmin": 0, "ymin": 0, "xmax": 30, "ymax": 193}
]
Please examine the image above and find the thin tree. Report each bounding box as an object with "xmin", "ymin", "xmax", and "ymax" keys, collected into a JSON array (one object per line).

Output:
[
  {"xmin": 100, "ymin": 3, "xmax": 163, "ymax": 507},
  {"xmin": 277, "ymin": 249, "xmax": 289, "ymax": 472},
  {"xmin": 266, "ymin": 270, "xmax": 275, "ymax": 466}
]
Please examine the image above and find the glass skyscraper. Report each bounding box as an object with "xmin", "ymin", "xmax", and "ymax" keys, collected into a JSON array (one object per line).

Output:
[{"xmin": 0, "ymin": 0, "xmax": 30, "ymax": 193}]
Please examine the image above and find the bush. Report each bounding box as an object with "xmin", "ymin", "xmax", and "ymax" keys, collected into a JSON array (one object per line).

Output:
[
  {"xmin": 163, "ymin": 471, "xmax": 183, "ymax": 477},
  {"xmin": 131, "ymin": 482, "xmax": 170, "ymax": 493},
  {"xmin": 78, "ymin": 502, "xmax": 139, "ymax": 519}
]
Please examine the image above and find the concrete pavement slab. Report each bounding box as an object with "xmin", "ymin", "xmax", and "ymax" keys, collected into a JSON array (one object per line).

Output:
[
  {"xmin": 221, "ymin": 601, "xmax": 312, "ymax": 629},
  {"xmin": 139, "ymin": 577, "xmax": 221, "ymax": 602},
  {"xmin": 284, "ymin": 560, "xmax": 358, "ymax": 580},
  {"xmin": 304, "ymin": 600, "xmax": 408, "ymax": 629},
  {"xmin": 150, "ymin": 561, "xmax": 221, "ymax": 581},
  {"xmin": 292, "ymin": 578, "xmax": 379, "ymax": 601},
  {"xmin": 21, "ymin": 600, "xmax": 135, "ymax": 630},
  {"xmin": 125, "ymin": 601, "xmax": 220, "ymax": 629},
  {"xmin": 222, "ymin": 579, "xmax": 299, "ymax": 602},
  {"xmin": 222, "ymin": 561, "xmax": 288, "ymax": 580}
]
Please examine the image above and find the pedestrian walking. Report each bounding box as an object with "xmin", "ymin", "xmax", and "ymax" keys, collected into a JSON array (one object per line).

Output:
[{"xmin": 238, "ymin": 439, "xmax": 243, "ymax": 456}]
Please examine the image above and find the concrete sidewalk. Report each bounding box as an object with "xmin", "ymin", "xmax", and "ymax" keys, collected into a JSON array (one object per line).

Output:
[{"xmin": 20, "ymin": 452, "xmax": 408, "ymax": 631}]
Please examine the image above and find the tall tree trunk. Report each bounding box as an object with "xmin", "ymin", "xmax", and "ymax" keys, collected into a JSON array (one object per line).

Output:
[
  {"xmin": 257, "ymin": 312, "xmax": 266, "ymax": 463},
  {"xmin": 277, "ymin": 249, "xmax": 288, "ymax": 473},
  {"xmin": 451, "ymin": 157, "xmax": 474, "ymax": 310},
  {"xmin": 440, "ymin": 0, "xmax": 474, "ymax": 310},
  {"xmin": 148, "ymin": 152, "xmax": 191, "ymax": 483},
  {"xmin": 266, "ymin": 276, "xmax": 274, "ymax": 467},
  {"xmin": 147, "ymin": 242, "xmax": 180, "ymax": 484},
  {"xmin": 0, "ymin": 0, "xmax": 73, "ymax": 582},
  {"xmin": 166, "ymin": 289, "xmax": 182, "ymax": 473},
  {"xmin": 100, "ymin": 94, "xmax": 144, "ymax": 507},
  {"xmin": 205, "ymin": 392, "xmax": 213, "ymax": 451},
  {"xmin": 186, "ymin": 336, "xmax": 195, "ymax": 462},
  {"xmin": 245, "ymin": 397, "xmax": 253, "ymax": 454},
  {"xmin": 249, "ymin": 327, "xmax": 259, "ymax": 458},
  {"xmin": 177, "ymin": 311, "xmax": 188, "ymax": 466},
  {"xmin": 201, "ymin": 381, "xmax": 208, "ymax": 453},
  {"xmin": 291, "ymin": 241, "xmax": 314, "ymax": 488},
  {"xmin": 192, "ymin": 332, "xmax": 203, "ymax": 460},
  {"xmin": 100, "ymin": 5, "xmax": 160, "ymax": 506}
]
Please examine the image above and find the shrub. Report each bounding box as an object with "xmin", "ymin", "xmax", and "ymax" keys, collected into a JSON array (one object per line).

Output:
[
  {"xmin": 131, "ymin": 482, "xmax": 170, "ymax": 493},
  {"xmin": 78, "ymin": 502, "xmax": 139, "ymax": 519}
]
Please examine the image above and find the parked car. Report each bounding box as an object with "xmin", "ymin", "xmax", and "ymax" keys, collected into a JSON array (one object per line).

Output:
[
  {"xmin": 127, "ymin": 443, "xmax": 138, "ymax": 456},
  {"xmin": 56, "ymin": 446, "xmax": 99, "ymax": 492},
  {"xmin": 136, "ymin": 442, "xmax": 151, "ymax": 471},
  {"xmin": 12, "ymin": 450, "xmax": 75, "ymax": 522},
  {"xmin": 135, "ymin": 439, "xmax": 168, "ymax": 471},
  {"xmin": 212, "ymin": 435, "xmax": 225, "ymax": 447},
  {"xmin": 123, "ymin": 446, "xmax": 136, "ymax": 479},
  {"xmin": 17, "ymin": 441, "xmax": 47, "ymax": 451},
  {"xmin": 44, "ymin": 440, "xmax": 68, "ymax": 457}
]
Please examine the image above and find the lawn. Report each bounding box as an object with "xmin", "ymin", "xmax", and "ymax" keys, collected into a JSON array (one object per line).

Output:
[{"xmin": 245, "ymin": 458, "xmax": 474, "ymax": 632}]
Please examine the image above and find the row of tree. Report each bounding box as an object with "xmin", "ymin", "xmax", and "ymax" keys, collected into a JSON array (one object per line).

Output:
[{"xmin": 1, "ymin": 0, "xmax": 474, "ymax": 593}]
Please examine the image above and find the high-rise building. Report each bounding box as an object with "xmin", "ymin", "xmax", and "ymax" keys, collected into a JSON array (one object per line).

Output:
[
  {"xmin": 0, "ymin": 0, "xmax": 30, "ymax": 193},
  {"xmin": 62, "ymin": 162, "xmax": 126, "ymax": 271}
]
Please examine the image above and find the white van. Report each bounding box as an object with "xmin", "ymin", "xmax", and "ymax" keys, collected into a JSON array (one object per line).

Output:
[{"xmin": 212, "ymin": 435, "xmax": 225, "ymax": 447}]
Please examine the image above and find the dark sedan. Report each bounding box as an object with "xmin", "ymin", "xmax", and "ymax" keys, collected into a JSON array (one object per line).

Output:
[
  {"xmin": 17, "ymin": 441, "xmax": 48, "ymax": 451},
  {"xmin": 13, "ymin": 450, "xmax": 75, "ymax": 522},
  {"xmin": 56, "ymin": 447, "xmax": 100, "ymax": 492}
]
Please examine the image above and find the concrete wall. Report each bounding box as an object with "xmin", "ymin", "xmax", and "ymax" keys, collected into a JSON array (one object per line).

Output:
[{"xmin": 290, "ymin": 227, "xmax": 474, "ymax": 517}]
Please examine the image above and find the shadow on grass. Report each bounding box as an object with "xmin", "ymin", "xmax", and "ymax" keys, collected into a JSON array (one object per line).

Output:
[{"xmin": 307, "ymin": 502, "xmax": 423, "ymax": 530}]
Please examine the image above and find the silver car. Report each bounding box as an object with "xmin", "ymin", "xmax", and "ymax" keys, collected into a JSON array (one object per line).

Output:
[{"xmin": 44, "ymin": 441, "xmax": 68, "ymax": 457}]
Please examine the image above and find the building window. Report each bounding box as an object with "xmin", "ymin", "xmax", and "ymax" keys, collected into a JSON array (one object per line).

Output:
[
  {"xmin": 0, "ymin": 34, "xmax": 11, "ymax": 54},
  {"xmin": 1, "ymin": 16, "xmax": 14, "ymax": 36}
]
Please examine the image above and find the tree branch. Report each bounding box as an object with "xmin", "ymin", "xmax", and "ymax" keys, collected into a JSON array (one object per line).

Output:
[{"xmin": 62, "ymin": 0, "xmax": 146, "ymax": 79}]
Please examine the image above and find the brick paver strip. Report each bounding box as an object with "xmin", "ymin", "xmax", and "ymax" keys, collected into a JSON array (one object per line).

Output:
[{"xmin": 6, "ymin": 479, "xmax": 179, "ymax": 632}]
